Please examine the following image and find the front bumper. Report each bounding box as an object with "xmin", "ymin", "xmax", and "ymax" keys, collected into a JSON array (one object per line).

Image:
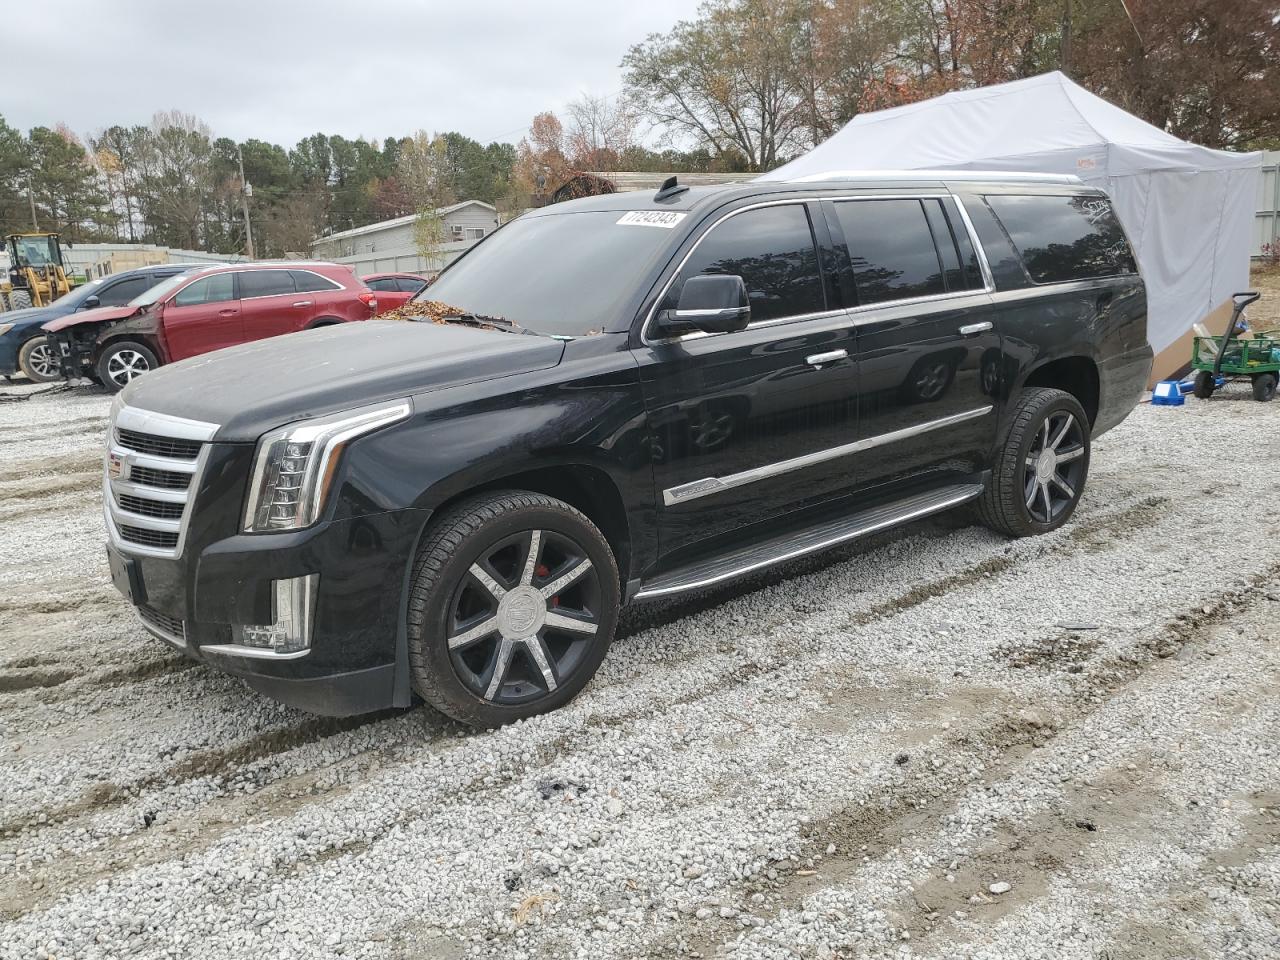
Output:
[{"xmin": 49, "ymin": 331, "xmax": 95, "ymax": 379}]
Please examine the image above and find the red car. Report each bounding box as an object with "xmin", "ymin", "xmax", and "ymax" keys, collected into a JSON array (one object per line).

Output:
[
  {"xmin": 361, "ymin": 272, "xmax": 428, "ymax": 313},
  {"xmin": 43, "ymin": 262, "xmax": 377, "ymax": 392}
]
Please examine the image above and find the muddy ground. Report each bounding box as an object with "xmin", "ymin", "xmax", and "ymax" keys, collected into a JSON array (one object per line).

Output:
[{"xmin": 0, "ymin": 378, "xmax": 1277, "ymax": 960}]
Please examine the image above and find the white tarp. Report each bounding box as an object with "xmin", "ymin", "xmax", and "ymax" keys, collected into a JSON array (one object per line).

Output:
[{"xmin": 760, "ymin": 71, "xmax": 1262, "ymax": 356}]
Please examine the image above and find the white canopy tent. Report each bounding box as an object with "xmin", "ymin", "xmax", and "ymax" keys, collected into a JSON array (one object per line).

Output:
[{"xmin": 761, "ymin": 72, "xmax": 1262, "ymax": 378}]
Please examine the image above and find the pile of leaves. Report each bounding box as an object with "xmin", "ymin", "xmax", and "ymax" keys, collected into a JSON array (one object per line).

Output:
[{"xmin": 377, "ymin": 299, "xmax": 513, "ymax": 330}]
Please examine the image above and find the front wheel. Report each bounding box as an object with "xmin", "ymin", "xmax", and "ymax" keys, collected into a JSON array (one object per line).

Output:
[
  {"xmin": 1193, "ymin": 371, "xmax": 1216, "ymax": 399},
  {"xmin": 1253, "ymin": 373, "xmax": 1277, "ymax": 402},
  {"xmin": 978, "ymin": 387, "xmax": 1091, "ymax": 538},
  {"xmin": 97, "ymin": 340, "xmax": 159, "ymax": 393},
  {"xmin": 18, "ymin": 336, "xmax": 62, "ymax": 382},
  {"xmin": 406, "ymin": 491, "xmax": 620, "ymax": 727}
]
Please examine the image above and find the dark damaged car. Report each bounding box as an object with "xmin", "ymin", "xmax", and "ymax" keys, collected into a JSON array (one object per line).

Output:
[
  {"xmin": 99, "ymin": 172, "xmax": 1151, "ymax": 727},
  {"xmin": 43, "ymin": 261, "xmax": 378, "ymax": 391}
]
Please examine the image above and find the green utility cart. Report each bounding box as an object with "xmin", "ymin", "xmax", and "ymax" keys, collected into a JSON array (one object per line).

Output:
[{"xmin": 1191, "ymin": 291, "xmax": 1280, "ymax": 402}]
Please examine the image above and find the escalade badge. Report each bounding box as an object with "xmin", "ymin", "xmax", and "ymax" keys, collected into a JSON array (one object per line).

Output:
[{"xmin": 108, "ymin": 453, "xmax": 126, "ymax": 480}]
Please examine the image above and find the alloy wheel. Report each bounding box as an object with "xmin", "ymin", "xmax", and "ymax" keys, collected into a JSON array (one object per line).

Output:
[
  {"xmin": 27, "ymin": 341, "xmax": 58, "ymax": 379},
  {"xmin": 106, "ymin": 349, "xmax": 151, "ymax": 386},
  {"xmin": 446, "ymin": 528, "xmax": 601, "ymax": 705},
  {"xmin": 1023, "ymin": 410, "xmax": 1086, "ymax": 523}
]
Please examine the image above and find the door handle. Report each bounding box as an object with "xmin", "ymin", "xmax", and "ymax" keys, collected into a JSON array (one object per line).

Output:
[
  {"xmin": 805, "ymin": 349, "xmax": 848, "ymax": 367},
  {"xmin": 959, "ymin": 321, "xmax": 993, "ymax": 336},
  {"xmin": 292, "ymin": 300, "xmax": 313, "ymax": 307},
  {"xmin": 217, "ymin": 308, "xmax": 237, "ymax": 317}
]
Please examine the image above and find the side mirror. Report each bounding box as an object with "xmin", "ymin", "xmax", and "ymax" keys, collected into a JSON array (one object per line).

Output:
[
  {"xmin": 658, "ymin": 274, "xmax": 751, "ymax": 335},
  {"xmin": 80, "ymin": 295, "xmax": 100, "ymax": 310}
]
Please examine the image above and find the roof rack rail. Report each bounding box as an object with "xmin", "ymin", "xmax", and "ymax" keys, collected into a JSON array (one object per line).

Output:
[{"xmin": 785, "ymin": 169, "xmax": 1082, "ymax": 185}]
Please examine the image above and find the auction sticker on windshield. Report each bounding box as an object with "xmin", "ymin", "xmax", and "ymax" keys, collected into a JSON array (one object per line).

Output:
[{"xmin": 617, "ymin": 211, "xmax": 687, "ymax": 228}]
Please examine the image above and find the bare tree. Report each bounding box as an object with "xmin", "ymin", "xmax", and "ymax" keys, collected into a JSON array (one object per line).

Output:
[{"xmin": 565, "ymin": 94, "xmax": 640, "ymax": 171}]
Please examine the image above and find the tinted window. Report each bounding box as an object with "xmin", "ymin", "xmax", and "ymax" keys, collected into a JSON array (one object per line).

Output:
[
  {"xmin": 292, "ymin": 270, "xmax": 341, "ymax": 292},
  {"xmin": 366, "ymin": 277, "xmax": 399, "ymax": 292},
  {"xmin": 239, "ymin": 270, "xmax": 296, "ymax": 298},
  {"xmin": 986, "ymin": 194, "xmax": 1137, "ymax": 284},
  {"xmin": 97, "ymin": 276, "xmax": 154, "ymax": 306},
  {"xmin": 961, "ymin": 197, "xmax": 1030, "ymax": 290},
  {"xmin": 943, "ymin": 199, "xmax": 984, "ymax": 289},
  {"xmin": 173, "ymin": 273, "xmax": 235, "ymax": 306},
  {"xmin": 673, "ymin": 204, "xmax": 825, "ymax": 322},
  {"xmin": 833, "ymin": 199, "xmax": 945, "ymax": 306},
  {"xmin": 424, "ymin": 211, "xmax": 684, "ymax": 337},
  {"xmin": 396, "ymin": 277, "xmax": 427, "ymax": 293},
  {"xmin": 921, "ymin": 200, "xmax": 963, "ymax": 291}
]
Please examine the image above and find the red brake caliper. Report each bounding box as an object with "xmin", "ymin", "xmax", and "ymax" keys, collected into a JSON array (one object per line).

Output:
[{"xmin": 536, "ymin": 564, "xmax": 558, "ymax": 606}]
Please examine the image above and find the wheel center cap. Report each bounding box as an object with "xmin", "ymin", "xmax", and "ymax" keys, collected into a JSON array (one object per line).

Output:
[
  {"xmin": 1036, "ymin": 450, "xmax": 1057, "ymax": 482},
  {"xmin": 498, "ymin": 586, "xmax": 546, "ymax": 639}
]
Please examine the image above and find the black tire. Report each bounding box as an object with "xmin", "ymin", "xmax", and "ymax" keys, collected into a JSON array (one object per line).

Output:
[
  {"xmin": 1254, "ymin": 373, "xmax": 1278, "ymax": 402},
  {"xmin": 978, "ymin": 387, "xmax": 1091, "ymax": 538},
  {"xmin": 96, "ymin": 340, "xmax": 158, "ymax": 393},
  {"xmin": 18, "ymin": 336, "xmax": 61, "ymax": 382},
  {"xmin": 8, "ymin": 289, "xmax": 32, "ymax": 311},
  {"xmin": 1193, "ymin": 371, "xmax": 1216, "ymax": 399},
  {"xmin": 406, "ymin": 490, "xmax": 620, "ymax": 727}
]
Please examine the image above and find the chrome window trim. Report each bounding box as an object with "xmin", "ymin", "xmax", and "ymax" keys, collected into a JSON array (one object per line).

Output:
[
  {"xmin": 663, "ymin": 404, "xmax": 994, "ymax": 506},
  {"xmin": 642, "ymin": 192, "xmax": 996, "ymax": 346},
  {"xmin": 236, "ymin": 268, "xmax": 345, "ymax": 302}
]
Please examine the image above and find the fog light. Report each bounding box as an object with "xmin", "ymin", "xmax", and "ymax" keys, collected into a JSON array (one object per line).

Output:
[{"xmin": 230, "ymin": 574, "xmax": 318, "ymax": 655}]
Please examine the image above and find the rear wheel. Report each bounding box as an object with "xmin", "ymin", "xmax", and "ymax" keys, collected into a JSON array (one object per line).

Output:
[
  {"xmin": 978, "ymin": 387, "xmax": 1090, "ymax": 538},
  {"xmin": 18, "ymin": 336, "xmax": 61, "ymax": 382},
  {"xmin": 1193, "ymin": 371, "xmax": 1216, "ymax": 399},
  {"xmin": 97, "ymin": 340, "xmax": 158, "ymax": 393},
  {"xmin": 1254, "ymin": 373, "xmax": 1278, "ymax": 402},
  {"xmin": 406, "ymin": 491, "xmax": 619, "ymax": 727}
]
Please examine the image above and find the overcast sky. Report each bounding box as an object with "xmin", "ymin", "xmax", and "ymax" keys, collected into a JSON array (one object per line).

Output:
[{"xmin": 5, "ymin": 0, "xmax": 701, "ymax": 147}]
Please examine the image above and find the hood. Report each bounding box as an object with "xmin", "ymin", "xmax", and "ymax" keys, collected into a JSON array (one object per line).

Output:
[
  {"xmin": 121, "ymin": 320, "xmax": 566, "ymax": 441},
  {"xmin": 42, "ymin": 304, "xmax": 141, "ymax": 332},
  {"xmin": 0, "ymin": 302, "xmax": 73, "ymax": 332}
]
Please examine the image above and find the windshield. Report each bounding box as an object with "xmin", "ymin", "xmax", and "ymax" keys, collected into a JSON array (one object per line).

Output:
[
  {"xmin": 129, "ymin": 272, "xmax": 193, "ymax": 307},
  {"xmin": 12, "ymin": 235, "xmax": 60, "ymax": 268},
  {"xmin": 420, "ymin": 211, "xmax": 680, "ymax": 336}
]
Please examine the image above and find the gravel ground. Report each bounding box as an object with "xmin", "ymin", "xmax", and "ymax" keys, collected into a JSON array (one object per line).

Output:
[{"xmin": 0, "ymin": 376, "xmax": 1277, "ymax": 960}]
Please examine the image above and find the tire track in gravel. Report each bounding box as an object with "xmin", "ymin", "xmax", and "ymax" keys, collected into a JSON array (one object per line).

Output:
[
  {"xmin": 0, "ymin": 453, "xmax": 100, "ymax": 486},
  {"xmin": 663, "ymin": 563, "xmax": 1280, "ymax": 959},
  {"xmin": 0, "ymin": 489, "xmax": 1172, "ymax": 908}
]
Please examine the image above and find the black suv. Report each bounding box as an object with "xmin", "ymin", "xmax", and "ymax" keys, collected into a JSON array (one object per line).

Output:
[{"xmin": 102, "ymin": 174, "xmax": 1151, "ymax": 726}]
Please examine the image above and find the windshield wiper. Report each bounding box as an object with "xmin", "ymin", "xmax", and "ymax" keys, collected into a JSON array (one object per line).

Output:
[{"xmin": 439, "ymin": 313, "xmax": 531, "ymax": 335}]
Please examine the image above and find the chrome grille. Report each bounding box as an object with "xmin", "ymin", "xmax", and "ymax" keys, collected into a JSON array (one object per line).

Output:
[
  {"xmin": 105, "ymin": 404, "xmax": 219, "ymax": 559},
  {"xmin": 115, "ymin": 428, "xmax": 201, "ymax": 461}
]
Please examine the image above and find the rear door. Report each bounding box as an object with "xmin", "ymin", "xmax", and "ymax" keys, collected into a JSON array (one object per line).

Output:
[
  {"xmin": 824, "ymin": 195, "xmax": 1001, "ymax": 493},
  {"xmin": 161, "ymin": 272, "xmax": 241, "ymax": 360},
  {"xmin": 637, "ymin": 200, "xmax": 860, "ymax": 559},
  {"xmin": 290, "ymin": 269, "xmax": 352, "ymax": 321},
  {"xmin": 365, "ymin": 277, "xmax": 408, "ymax": 313},
  {"xmin": 239, "ymin": 269, "xmax": 310, "ymax": 340}
]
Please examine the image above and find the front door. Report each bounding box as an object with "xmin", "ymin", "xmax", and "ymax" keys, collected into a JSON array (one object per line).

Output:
[
  {"xmin": 638, "ymin": 201, "xmax": 860, "ymax": 560},
  {"xmin": 823, "ymin": 196, "xmax": 1001, "ymax": 492},
  {"xmin": 160, "ymin": 272, "xmax": 242, "ymax": 361}
]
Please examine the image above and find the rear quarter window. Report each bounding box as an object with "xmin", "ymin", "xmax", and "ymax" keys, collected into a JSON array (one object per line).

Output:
[{"xmin": 986, "ymin": 194, "xmax": 1137, "ymax": 284}]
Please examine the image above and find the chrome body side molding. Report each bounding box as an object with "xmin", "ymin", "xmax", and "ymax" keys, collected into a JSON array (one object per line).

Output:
[{"xmin": 663, "ymin": 405, "xmax": 993, "ymax": 507}]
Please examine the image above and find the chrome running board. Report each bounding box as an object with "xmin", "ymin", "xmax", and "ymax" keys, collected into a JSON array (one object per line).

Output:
[{"xmin": 634, "ymin": 483, "xmax": 984, "ymax": 599}]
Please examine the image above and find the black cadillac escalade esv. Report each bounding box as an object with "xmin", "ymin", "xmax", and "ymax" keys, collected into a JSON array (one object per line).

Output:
[{"xmin": 102, "ymin": 173, "xmax": 1151, "ymax": 727}]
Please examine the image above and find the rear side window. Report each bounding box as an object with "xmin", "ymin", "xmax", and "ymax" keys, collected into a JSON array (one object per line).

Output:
[
  {"xmin": 240, "ymin": 270, "xmax": 296, "ymax": 298},
  {"xmin": 396, "ymin": 277, "xmax": 427, "ymax": 293},
  {"xmin": 173, "ymin": 273, "xmax": 235, "ymax": 306},
  {"xmin": 674, "ymin": 204, "xmax": 825, "ymax": 323},
  {"xmin": 986, "ymin": 194, "xmax": 1137, "ymax": 284},
  {"xmin": 292, "ymin": 270, "xmax": 342, "ymax": 292},
  {"xmin": 97, "ymin": 276, "xmax": 154, "ymax": 306},
  {"xmin": 365, "ymin": 277, "xmax": 399, "ymax": 292},
  {"xmin": 832, "ymin": 199, "xmax": 945, "ymax": 306}
]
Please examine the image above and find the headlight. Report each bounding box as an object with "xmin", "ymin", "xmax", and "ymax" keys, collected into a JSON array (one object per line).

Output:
[
  {"xmin": 243, "ymin": 400, "xmax": 410, "ymax": 532},
  {"xmin": 0, "ymin": 323, "xmax": 13, "ymax": 338}
]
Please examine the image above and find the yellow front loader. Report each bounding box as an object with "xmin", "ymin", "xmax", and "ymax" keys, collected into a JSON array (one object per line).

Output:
[{"xmin": 1, "ymin": 233, "xmax": 72, "ymax": 311}]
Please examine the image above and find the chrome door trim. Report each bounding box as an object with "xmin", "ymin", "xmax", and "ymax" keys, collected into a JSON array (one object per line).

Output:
[
  {"xmin": 662, "ymin": 404, "xmax": 994, "ymax": 506},
  {"xmin": 806, "ymin": 349, "xmax": 848, "ymax": 366},
  {"xmin": 948, "ymin": 194, "xmax": 996, "ymax": 291},
  {"xmin": 959, "ymin": 321, "xmax": 994, "ymax": 335}
]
